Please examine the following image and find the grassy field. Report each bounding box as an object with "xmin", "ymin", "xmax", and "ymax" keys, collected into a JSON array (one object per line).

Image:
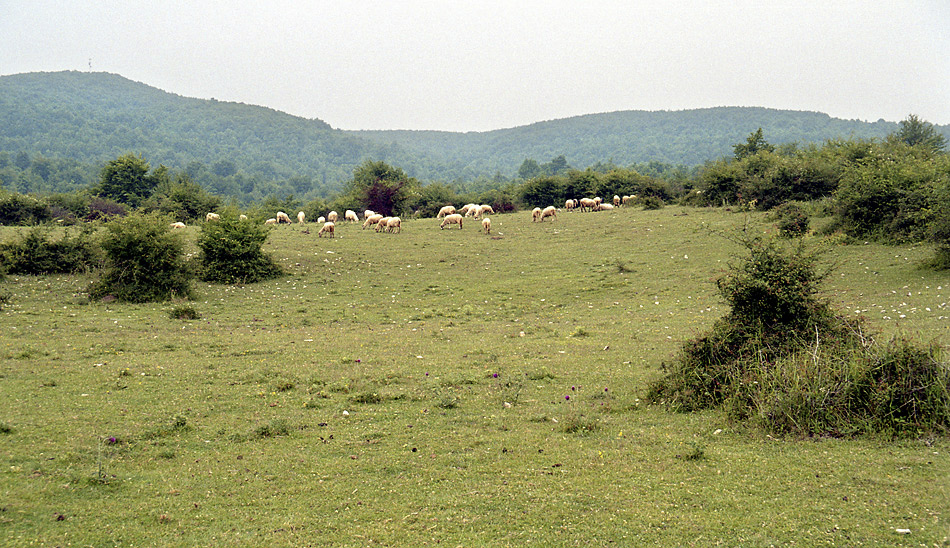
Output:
[{"xmin": 1, "ymin": 206, "xmax": 947, "ymax": 546}]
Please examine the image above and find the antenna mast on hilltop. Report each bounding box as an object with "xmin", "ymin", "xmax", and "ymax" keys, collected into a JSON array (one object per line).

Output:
[{"xmin": 88, "ymin": 58, "xmax": 92, "ymax": 71}]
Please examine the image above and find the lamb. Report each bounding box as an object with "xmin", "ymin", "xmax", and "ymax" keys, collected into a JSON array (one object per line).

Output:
[
  {"xmin": 437, "ymin": 205, "xmax": 456, "ymax": 218},
  {"xmin": 205, "ymin": 212, "xmax": 220, "ymax": 222},
  {"xmin": 297, "ymin": 211, "xmax": 306, "ymax": 223},
  {"xmin": 539, "ymin": 205, "xmax": 557, "ymax": 222},
  {"xmin": 362, "ymin": 213, "xmax": 383, "ymax": 229},
  {"xmin": 327, "ymin": 211, "xmax": 339, "ymax": 223},
  {"xmin": 276, "ymin": 211, "xmax": 292, "ymax": 224},
  {"xmin": 169, "ymin": 222, "xmax": 186, "ymax": 229},
  {"xmin": 317, "ymin": 221, "xmax": 335, "ymax": 237},
  {"xmin": 264, "ymin": 218, "xmax": 278, "ymax": 225},
  {"xmin": 440, "ymin": 213, "xmax": 463, "ymax": 229},
  {"xmin": 531, "ymin": 207, "xmax": 542, "ymax": 222},
  {"xmin": 375, "ymin": 217, "xmax": 392, "ymax": 232},
  {"xmin": 481, "ymin": 217, "xmax": 491, "ymax": 234},
  {"xmin": 385, "ymin": 216, "xmax": 402, "ymax": 234},
  {"xmin": 345, "ymin": 210, "xmax": 359, "ymax": 222}
]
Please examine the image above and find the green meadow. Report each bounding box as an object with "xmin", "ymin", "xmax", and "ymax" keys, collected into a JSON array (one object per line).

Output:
[{"xmin": 1, "ymin": 206, "xmax": 947, "ymax": 546}]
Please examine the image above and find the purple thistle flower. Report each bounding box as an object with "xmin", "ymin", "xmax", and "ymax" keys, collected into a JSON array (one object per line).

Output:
[{"xmin": 565, "ymin": 395, "xmax": 570, "ymax": 401}]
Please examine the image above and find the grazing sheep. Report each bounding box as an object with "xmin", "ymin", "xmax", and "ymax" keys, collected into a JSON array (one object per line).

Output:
[
  {"xmin": 276, "ymin": 211, "xmax": 292, "ymax": 224},
  {"xmin": 169, "ymin": 221, "xmax": 186, "ymax": 229},
  {"xmin": 385, "ymin": 216, "xmax": 402, "ymax": 234},
  {"xmin": 613, "ymin": 195, "xmax": 621, "ymax": 207},
  {"xmin": 440, "ymin": 213, "xmax": 463, "ymax": 229},
  {"xmin": 364, "ymin": 209, "xmax": 375, "ymax": 219},
  {"xmin": 578, "ymin": 198, "xmax": 596, "ymax": 212},
  {"xmin": 362, "ymin": 213, "xmax": 383, "ymax": 229},
  {"xmin": 594, "ymin": 203, "xmax": 615, "ymax": 211},
  {"xmin": 327, "ymin": 211, "xmax": 338, "ymax": 223},
  {"xmin": 539, "ymin": 205, "xmax": 557, "ymax": 222},
  {"xmin": 264, "ymin": 218, "xmax": 277, "ymax": 225},
  {"xmin": 461, "ymin": 204, "xmax": 479, "ymax": 217},
  {"xmin": 206, "ymin": 212, "xmax": 220, "ymax": 222},
  {"xmin": 317, "ymin": 221, "xmax": 335, "ymax": 237},
  {"xmin": 479, "ymin": 204, "xmax": 495, "ymax": 216},
  {"xmin": 622, "ymin": 195, "xmax": 631, "ymax": 206},
  {"xmin": 437, "ymin": 205, "xmax": 456, "ymax": 218},
  {"xmin": 375, "ymin": 217, "xmax": 392, "ymax": 232},
  {"xmin": 317, "ymin": 216, "xmax": 326, "ymax": 224},
  {"xmin": 297, "ymin": 211, "xmax": 306, "ymax": 223},
  {"xmin": 239, "ymin": 214, "xmax": 248, "ymax": 220},
  {"xmin": 345, "ymin": 209, "xmax": 359, "ymax": 222},
  {"xmin": 531, "ymin": 207, "xmax": 542, "ymax": 222},
  {"xmin": 593, "ymin": 197, "xmax": 602, "ymax": 206},
  {"xmin": 565, "ymin": 199, "xmax": 576, "ymax": 211},
  {"xmin": 482, "ymin": 217, "xmax": 491, "ymax": 233}
]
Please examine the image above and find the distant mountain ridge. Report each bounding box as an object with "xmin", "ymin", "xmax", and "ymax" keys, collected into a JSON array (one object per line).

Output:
[{"xmin": 1, "ymin": 71, "xmax": 941, "ymax": 198}]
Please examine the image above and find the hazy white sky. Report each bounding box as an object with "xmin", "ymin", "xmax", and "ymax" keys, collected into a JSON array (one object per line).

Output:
[{"xmin": 2, "ymin": 1, "xmax": 948, "ymax": 131}]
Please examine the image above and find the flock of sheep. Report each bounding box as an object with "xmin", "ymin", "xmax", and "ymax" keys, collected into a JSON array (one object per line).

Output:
[{"xmin": 180, "ymin": 194, "xmax": 627, "ymax": 236}]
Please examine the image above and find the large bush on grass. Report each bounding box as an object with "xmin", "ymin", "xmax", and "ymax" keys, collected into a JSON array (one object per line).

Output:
[
  {"xmin": 89, "ymin": 213, "xmax": 193, "ymax": 302},
  {"xmin": 195, "ymin": 214, "xmax": 283, "ymax": 284},
  {"xmin": 648, "ymin": 236, "xmax": 949, "ymax": 436}
]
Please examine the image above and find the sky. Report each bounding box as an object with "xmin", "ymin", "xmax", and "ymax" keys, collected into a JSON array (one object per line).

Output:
[{"xmin": 2, "ymin": 1, "xmax": 949, "ymax": 132}]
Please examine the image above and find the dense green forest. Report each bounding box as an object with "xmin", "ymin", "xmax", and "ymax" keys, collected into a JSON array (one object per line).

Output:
[{"xmin": 4, "ymin": 70, "xmax": 945, "ymax": 203}]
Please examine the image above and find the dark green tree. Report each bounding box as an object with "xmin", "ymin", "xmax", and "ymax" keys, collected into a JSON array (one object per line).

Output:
[
  {"xmin": 91, "ymin": 153, "xmax": 160, "ymax": 207},
  {"xmin": 893, "ymin": 114, "xmax": 947, "ymax": 152},
  {"xmin": 341, "ymin": 160, "xmax": 419, "ymax": 217},
  {"xmin": 517, "ymin": 159, "xmax": 542, "ymax": 180},
  {"xmin": 733, "ymin": 128, "xmax": 775, "ymax": 160}
]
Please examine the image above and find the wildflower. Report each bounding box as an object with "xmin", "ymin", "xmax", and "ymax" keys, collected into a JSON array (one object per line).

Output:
[{"xmin": 565, "ymin": 395, "xmax": 570, "ymax": 401}]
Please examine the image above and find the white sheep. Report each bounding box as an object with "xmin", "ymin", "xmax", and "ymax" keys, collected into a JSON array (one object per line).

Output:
[
  {"xmin": 578, "ymin": 198, "xmax": 596, "ymax": 212},
  {"xmin": 317, "ymin": 216, "xmax": 326, "ymax": 224},
  {"xmin": 297, "ymin": 211, "xmax": 306, "ymax": 223},
  {"xmin": 481, "ymin": 217, "xmax": 491, "ymax": 234},
  {"xmin": 169, "ymin": 221, "xmax": 186, "ymax": 229},
  {"xmin": 440, "ymin": 213, "xmax": 463, "ymax": 229},
  {"xmin": 461, "ymin": 204, "xmax": 479, "ymax": 217},
  {"xmin": 205, "ymin": 212, "xmax": 220, "ymax": 222},
  {"xmin": 594, "ymin": 203, "xmax": 615, "ymax": 211},
  {"xmin": 327, "ymin": 211, "xmax": 339, "ymax": 223},
  {"xmin": 539, "ymin": 205, "xmax": 557, "ymax": 222},
  {"xmin": 264, "ymin": 218, "xmax": 277, "ymax": 225},
  {"xmin": 345, "ymin": 209, "xmax": 359, "ymax": 222},
  {"xmin": 317, "ymin": 221, "xmax": 335, "ymax": 237},
  {"xmin": 593, "ymin": 197, "xmax": 602, "ymax": 206},
  {"xmin": 239, "ymin": 214, "xmax": 248, "ymax": 220},
  {"xmin": 375, "ymin": 217, "xmax": 392, "ymax": 232},
  {"xmin": 565, "ymin": 199, "xmax": 576, "ymax": 211},
  {"xmin": 276, "ymin": 211, "xmax": 292, "ymax": 224},
  {"xmin": 622, "ymin": 195, "xmax": 631, "ymax": 206},
  {"xmin": 479, "ymin": 204, "xmax": 495, "ymax": 216},
  {"xmin": 364, "ymin": 209, "xmax": 375, "ymax": 219},
  {"xmin": 362, "ymin": 213, "xmax": 383, "ymax": 229},
  {"xmin": 613, "ymin": 195, "xmax": 621, "ymax": 207},
  {"xmin": 531, "ymin": 207, "xmax": 542, "ymax": 222},
  {"xmin": 385, "ymin": 216, "xmax": 402, "ymax": 234},
  {"xmin": 437, "ymin": 205, "xmax": 456, "ymax": 218}
]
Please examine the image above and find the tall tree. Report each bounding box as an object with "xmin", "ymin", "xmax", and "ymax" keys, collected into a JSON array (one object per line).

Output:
[
  {"xmin": 893, "ymin": 114, "xmax": 947, "ymax": 152},
  {"xmin": 733, "ymin": 128, "xmax": 775, "ymax": 160},
  {"xmin": 342, "ymin": 160, "xmax": 419, "ymax": 216},
  {"xmin": 92, "ymin": 153, "xmax": 160, "ymax": 207}
]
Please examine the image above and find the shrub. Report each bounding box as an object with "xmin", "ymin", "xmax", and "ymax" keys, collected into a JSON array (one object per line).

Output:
[
  {"xmin": 0, "ymin": 225, "xmax": 102, "ymax": 274},
  {"xmin": 85, "ymin": 196, "xmax": 128, "ymax": 221},
  {"xmin": 640, "ymin": 196, "xmax": 664, "ymax": 210},
  {"xmin": 89, "ymin": 213, "xmax": 193, "ymax": 302},
  {"xmin": 168, "ymin": 303, "xmax": 200, "ymax": 320},
  {"xmin": 195, "ymin": 214, "xmax": 283, "ymax": 284},
  {"xmin": 771, "ymin": 203, "xmax": 810, "ymax": 238},
  {"xmin": 648, "ymin": 235, "xmax": 949, "ymax": 436},
  {"xmin": 0, "ymin": 190, "xmax": 52, "ymax": 225}
]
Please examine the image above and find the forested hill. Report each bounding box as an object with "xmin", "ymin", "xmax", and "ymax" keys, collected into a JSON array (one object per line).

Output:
[
  {"xmin": 0, "ymin": 71, "xmax": 940, "ymax": 199},
  {"xmin": 349, "ymin": 108, "xmax": 903, "ymax": 172}
]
